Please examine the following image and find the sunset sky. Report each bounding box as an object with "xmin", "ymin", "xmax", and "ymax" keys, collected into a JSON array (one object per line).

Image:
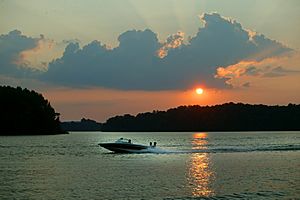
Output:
[{"xmin": 1, "ymin": 0, "xmax": 300, "ymax": 122}]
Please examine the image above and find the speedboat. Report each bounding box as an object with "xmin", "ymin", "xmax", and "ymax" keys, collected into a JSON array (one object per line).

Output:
[{"xmin": 99, "ymin": 138, "xmax": 156, "ymax": 153}]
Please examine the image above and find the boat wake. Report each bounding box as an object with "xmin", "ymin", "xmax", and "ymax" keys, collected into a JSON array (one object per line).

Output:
[{"xmin": 121, "ymin": 144, "xmax": 300, "ymax": 154}]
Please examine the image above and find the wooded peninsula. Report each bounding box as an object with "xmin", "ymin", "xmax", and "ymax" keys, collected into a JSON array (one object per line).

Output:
[{"xmin": 0, "ymin": 86, "xmax": 66, "ymax": 135}]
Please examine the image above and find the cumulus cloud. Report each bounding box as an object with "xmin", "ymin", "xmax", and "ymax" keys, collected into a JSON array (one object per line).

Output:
[
  {"xmin": 166, "ymin": 13, "xmax": 291, "ymax": 65},
  {"xmin": 15, "ymin": 37, "xmax": 56, "ymax": 71},
  {"xmin": 0, "ymin": 30, "xmax": 63, "ymax": 78},
  {"xmin": 1, "ymin": 13, "xmax": 292, "ymax": 90},
  {"xmin": 0, "ymin": 30, "xmax": 41, "ymax": 76},
  {"xmin": 157, "ymin": 31, "xmax": 184, "ymax": 58},
  {"xmin": 215, "ymin": 52, "xmax": 300, "ymax": 87},
  {"xmin": 43, "ymin": 29, "xmax": 164, "ymax": 90}
]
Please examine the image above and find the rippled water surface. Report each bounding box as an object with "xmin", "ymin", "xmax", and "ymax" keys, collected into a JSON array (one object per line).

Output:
[{"xmin": 0, "ymin": 131, "xmax": 299, "ymax": 199}]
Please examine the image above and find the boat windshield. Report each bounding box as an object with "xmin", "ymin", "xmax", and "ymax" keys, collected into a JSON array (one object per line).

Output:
[{"xmin": 115, "ymin": 138, "xmax": 131, "ymax": 143}]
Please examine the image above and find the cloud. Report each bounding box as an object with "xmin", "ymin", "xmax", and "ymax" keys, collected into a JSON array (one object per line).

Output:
[
  {"xmin": 43, "ymin": 29, "xmax": 165, "ymax": 90},
  {"xmin": 0, "ymin": 30, "xmax": 40, "ymax": 76},
  {"xmin": 166, "ymin": 13, "xmax": 291, "ymax": 65},
  {"xmin": 1, "ymin": 13, "xmax": 292, "ymax": 90},
  {"xmin": 262, "ymin": 66, "xmax": 299, "ymax": 78},
  {"xmin": 0, "ymin": 30, "xmax": 64, "ymax": 78},
  {"xmin": 157, "ymin": 31, "xmax": 184, "ymax": 58},
  {"xmin": 15, "ymin": 37, "xmax": 56, "ymax": 71},
  {"xmin": 242, "ymin": 82, "xmax": 251, "ymax": 88},
  {"xmin": 215, "ymin": 52, "xmax": 300, "ymax": 87}
]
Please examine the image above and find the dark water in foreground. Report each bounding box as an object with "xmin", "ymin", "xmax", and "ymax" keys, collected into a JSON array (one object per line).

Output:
[{"xmin": 0, "ymin": 131, "xmax": 299, "ymax": 199}]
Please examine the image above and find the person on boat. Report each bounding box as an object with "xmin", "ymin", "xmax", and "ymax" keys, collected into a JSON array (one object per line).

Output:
[
  {"xmin": 150, "ymin": 142, "xmax": 152, "ymax": 147},
  {"xmin": 116, "ymin": 138, "xmax": 127, "ymax": 143},
  {"xmin": 154, "ymin": 142, "xmax": 157, "ymax": 147}
]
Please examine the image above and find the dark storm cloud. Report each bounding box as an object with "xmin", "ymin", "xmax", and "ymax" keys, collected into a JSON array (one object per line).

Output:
[
  {"xmin": 0, "ymin": 30, "xmax": 40, "ymax": 77},
  {"xmin": 1, "ymin": 13, "xmax": 292, "ymax": 90}
]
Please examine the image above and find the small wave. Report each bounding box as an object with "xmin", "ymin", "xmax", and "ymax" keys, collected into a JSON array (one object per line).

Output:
[
  {"xmin": 256, "ymin": 145, "xmax": 300, "ymax": 152},
  {"xmin": 207, "ymin": 144, "xmax": 300, "ymax": 153},
  {"xmin": 164, "ymin": 190, "xmax": 286, "ymax": 200}
]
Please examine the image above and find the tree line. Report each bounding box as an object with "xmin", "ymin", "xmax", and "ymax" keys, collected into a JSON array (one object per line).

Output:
[
  {"xmin": 61, "ymin": 118, "xmax": 102, "ymax": 131},
  {"xmin": 101, "ymin": 103, "xmax": 300, "ymax": 131}
]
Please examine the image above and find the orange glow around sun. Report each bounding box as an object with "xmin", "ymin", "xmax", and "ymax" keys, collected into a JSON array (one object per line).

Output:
[{"xmin": 196, "ymin": 88, "xmax": 204, "ymax": 95}]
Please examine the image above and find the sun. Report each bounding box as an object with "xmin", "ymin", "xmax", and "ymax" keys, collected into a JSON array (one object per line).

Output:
[{"xmin": 196, "ymin": 88, "xmax": 204, "ymax": 95}]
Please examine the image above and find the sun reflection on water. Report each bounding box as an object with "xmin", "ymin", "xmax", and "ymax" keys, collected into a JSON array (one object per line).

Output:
[{"xmin": 188, "ymin": 132, "xmax": 214, "ymax": 197}]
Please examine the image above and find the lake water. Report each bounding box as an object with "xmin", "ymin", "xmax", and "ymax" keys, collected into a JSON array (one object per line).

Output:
[{"xmin": 0, "ymin": 131, "xmax": 299, "ymax": 199}]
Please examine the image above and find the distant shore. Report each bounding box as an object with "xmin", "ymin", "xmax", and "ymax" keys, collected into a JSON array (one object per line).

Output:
[{"xmin": 62, "ymin": 102, "xmax": 300, "ymax": 132}]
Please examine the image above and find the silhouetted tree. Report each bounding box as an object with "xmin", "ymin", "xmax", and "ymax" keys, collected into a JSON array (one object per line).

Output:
[{"xmin": 0, "ymin": 85, "xmax": 67, "ymax": 135}]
